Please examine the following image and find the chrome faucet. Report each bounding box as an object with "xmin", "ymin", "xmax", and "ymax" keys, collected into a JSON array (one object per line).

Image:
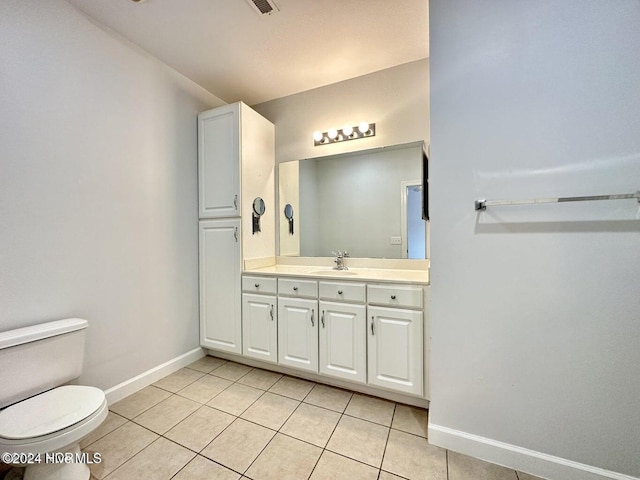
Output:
[{"xmin": 331, "ymin": 251, "xmax": 349, "ymax": 270}]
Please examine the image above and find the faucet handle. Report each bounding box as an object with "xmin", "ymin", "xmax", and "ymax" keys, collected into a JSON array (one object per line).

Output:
[{"xmin": 343, "ymin": 251, "xmax": 349, "ymax": 257}]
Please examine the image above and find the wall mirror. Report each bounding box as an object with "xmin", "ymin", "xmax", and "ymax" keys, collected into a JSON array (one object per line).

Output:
[
  {"xmin": 252, "ymin": 197, "xmax": 265, "ymax": 234},
  {"xmin": 278, "ymin": 141, "xmax": 428, "ymax": 259}
]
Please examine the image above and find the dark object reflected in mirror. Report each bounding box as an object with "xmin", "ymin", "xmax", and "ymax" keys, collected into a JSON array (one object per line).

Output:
[
  {"xmin": 252, "ymin": 197, "xmax": 265, "ymax": 234},
  {"xmin": 284, "ymin": 204, "xmax": 294, "ymax": 235}
]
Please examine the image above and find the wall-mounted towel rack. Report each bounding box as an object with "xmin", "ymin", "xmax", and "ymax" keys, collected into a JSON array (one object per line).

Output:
[{"xmin": 475, "ymin": 191, "xmax": 640, "ymax": 211}]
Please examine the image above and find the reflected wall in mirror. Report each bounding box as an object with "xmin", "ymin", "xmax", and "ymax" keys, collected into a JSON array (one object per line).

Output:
[{"xmin": 278, "ymin": 141, "xmax": 428, "ymax": 259}]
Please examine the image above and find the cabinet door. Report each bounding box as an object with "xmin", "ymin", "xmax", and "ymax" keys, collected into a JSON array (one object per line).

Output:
[
  {"xmin": 199, "ymin": 219, "xmax": 241, "ymax": 353},
  {"xmin": 198, "ymin": 104, "xmax": 240, "ymax": 218},
  {"xmin": 278, "ymin": 297, "xmax": 318, "ymax": 373},
  {"xmin": 367, "ymin": 306, "xmax": 423, "ymax": 396},
  {"xmin": 319, "ymin": 301, "xmax": 366, "ymax": 384},
  {"xmin": 242, "ymin": 294, "xmax": 277, "ymax": 364}
]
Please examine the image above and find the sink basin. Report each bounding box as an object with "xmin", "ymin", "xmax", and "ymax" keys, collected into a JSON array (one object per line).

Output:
[{"xmin": 309, "ymin": 270, "xmax": 358, "ymax": 276}]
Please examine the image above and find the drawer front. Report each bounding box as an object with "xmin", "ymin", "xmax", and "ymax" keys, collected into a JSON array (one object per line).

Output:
[
  {"xmin": 319, "ymin": 281, "xmax": 366, "ymax": 303},
  {"xmin": 242, "ymin": 275, "xmax": 277, "ymax": 294},
  {"xmin": 367, "ymin": 284, "xmax": 423, "ymax": 309},
  {"xmin": 278, "ymin": 278, "xmax": 318, "ymax": 298}
]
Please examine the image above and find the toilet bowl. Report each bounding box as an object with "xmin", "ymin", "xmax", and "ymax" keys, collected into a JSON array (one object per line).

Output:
[{"xmin": 0, "ymin": 319, "xmax": 107, "ymax": 480}]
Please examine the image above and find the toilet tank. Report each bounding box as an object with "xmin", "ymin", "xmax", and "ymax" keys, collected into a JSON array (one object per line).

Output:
[{"xmin": 0, "ymin": 318, "xmax": 88, "ymax": 409}]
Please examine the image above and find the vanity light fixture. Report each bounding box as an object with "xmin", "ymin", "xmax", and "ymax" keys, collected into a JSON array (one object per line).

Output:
[{"xmin": 313, "ymin": 122, "xmax": 376, "ymax": 146}]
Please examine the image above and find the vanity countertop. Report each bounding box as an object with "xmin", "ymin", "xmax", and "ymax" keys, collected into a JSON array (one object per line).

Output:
[{"xmin": 243, "ymin": 264, "xmax": 429, "ymax": 285}]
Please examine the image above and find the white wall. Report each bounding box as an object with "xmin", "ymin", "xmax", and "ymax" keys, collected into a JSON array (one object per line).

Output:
[
  {"xmin": 429, "ymin": 1, "xmax": 640, "ymax": 480},
  {"xmin": 252, "ymin": 59, "xmax": 429, "ymax": 164},
  {"xmin": 0, "ymin": 0, "xmax": 224, "ymax": 390}
]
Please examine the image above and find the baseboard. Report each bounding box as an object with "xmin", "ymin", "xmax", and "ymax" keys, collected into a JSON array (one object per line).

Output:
[
  {"xmin": 104, "ymin": 347, "xmax": 205, "ymax": 404},
  {"xmin": 428, "ymin": 424, "xmax": 638, "ymax": 480}
]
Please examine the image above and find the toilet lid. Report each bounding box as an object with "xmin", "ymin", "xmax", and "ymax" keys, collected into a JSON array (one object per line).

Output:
[{"xmin": 0, "ymin": 385, "xmax": 105, "ymax": 440}]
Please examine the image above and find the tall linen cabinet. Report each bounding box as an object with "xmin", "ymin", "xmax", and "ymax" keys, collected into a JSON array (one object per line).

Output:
[{"xmin": 198, "ymin": 102, "xmax": 275, "ymax": 354}]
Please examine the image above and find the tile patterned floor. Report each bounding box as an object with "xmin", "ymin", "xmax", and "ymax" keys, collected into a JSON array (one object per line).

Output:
[{"xmin": 0, "ymin": 355, "xmax": 546, "ymax": 480}]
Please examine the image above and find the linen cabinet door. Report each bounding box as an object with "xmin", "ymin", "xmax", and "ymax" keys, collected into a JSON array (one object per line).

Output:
[
  {"xmin": 199, "ymin": 219, "xmax": 241, "ymax": 353},
  {"xmin": 242, "ymin": 294, "xmax": 277, "ymax": 364},
  {"xmin": 367, "ymin": 305, "xmax": 423, "ymax": 396},
  {"xmin": 319, "ymin": 301, "xmax": 366, "ymax": 384},
  {"xmin": 198, "ymin": 104, "xmax": 240, "ymax": 218},
  {"xmin": 277, "ymin": 297, "xmax": 318, "ymax": 373}
]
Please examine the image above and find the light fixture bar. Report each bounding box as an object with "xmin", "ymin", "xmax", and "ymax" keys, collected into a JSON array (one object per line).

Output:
[{"xmin": 313, "ymin": 123, "xmax": 376, "ymax": 146}]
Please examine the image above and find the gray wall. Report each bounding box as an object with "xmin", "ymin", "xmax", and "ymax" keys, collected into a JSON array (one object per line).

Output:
[
  {"xmin": 429, "ymin": 1, "xmax": 640, "ymax": 478},
  {"xmin": 253, "ymin": 59, "xmax": 429, "ymax": 164},
  {"xmin": 0, "ymin": 0, "xmax": 224, "ymax": 389}
]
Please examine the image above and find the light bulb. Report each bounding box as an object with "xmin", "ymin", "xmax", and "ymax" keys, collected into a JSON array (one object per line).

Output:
[
  {"xmin": 342, "ymin": 124, "xmax": 353, "ymax": 137},
  {"xmin": 358, "ymin": 122, "xmax": 370, "ymax": 134},
  {"xmin": 327, "ymin": 128, "xmax": 338, "ymax": 140},
  {"xmin": 313, "ymin": 131, "xmax": 323, "ymax": 142}
]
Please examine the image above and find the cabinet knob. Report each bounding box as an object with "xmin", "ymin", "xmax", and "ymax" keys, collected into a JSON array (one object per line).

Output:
[
  {"xmin": 255, "ymin": 283, "xmax": 260, "ymax": 288},
  {"xmin": 337, "ymin": 290, "xmax": 343, "ymax": 295},
  {"xmin": 391, "ymin": 295, "xmax": 396, "ymax": 300},
  {"xmin": 293, "ymin": 286, "xmax": 298, "ymax": 291}
]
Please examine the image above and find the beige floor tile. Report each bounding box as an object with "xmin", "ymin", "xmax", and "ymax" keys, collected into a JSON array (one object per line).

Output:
[
  {"xmin": 326, "ymin": 415, "xmax": 389, "ymax": 468},
  {"xmin": 187, "ymin": 355, "xmax": 228, "ymax": 373},
  {"xmin": 103, "ymin": 437, "xmax": 194, "ymax": 480},
  {"xmin": 391, "ymin": 404, "xmax": 428, "ymax": 437},
  {"xmin": 382, "ymin": 429, "xmax": 447, "ymax": 480},
  {"xmin": 80, "ymin": 411, "xmax": 127, "ymax": 448},
  {"xmin": 206, "ymin": 383, "xmax": 264, "ymax": 416},
  {"xmin": 309, "ymin": 450, "xmax": 379, "ymax": 480},
  {"xmin": 177, "ymin": 374, "xmax": 233, "ymax": 404},
  {"xmin": 134, "ymin": 394, "xmax": 200, "ymax": 434},
  {"xmin": 345, "ymin": 393, "xmax": 395, "ymax": 426},
  {"xmin": 240, "ymin": 392, "xmax": 300, "ymax": 430},
  {"xmin": 109, "ymin": 385, "xmax": 171, "ymax": 419},
  {"xmin": 165, "ymin": 405, "xmax": 235, "ymax": 452},
  {"xmin": 245, "ymin": 433, "xmax": 322, "ymax": 480},
  {"xmin": 173, "ymin": 455, "xmax": 241, "ymax": 480},
  {"xmin": 86, "ymin": 421, "xmax": 158, "ymax": 479},
  {"xmin": 280, "ymin": 403, "xmax": 341, "ymax": 447},
  {"xmin": 210, "ymin": 361, "xmax": 253, "ymax": 381},
  {"xmin": 200, "ymin": 418, "xmax": 275, "ymax": 473},
  {"xmin": 517, "ymin": 472, "xmax": 546, "ymax": 480},
  {"xmin": 448, "ymin": 451, "xmax": 519, "ymax": 480},
  {"xmin": 237, "ymin": 368, "xmax": 283, "ymax": 390},
  {"xmin": 153, "ymin": 368, "xmax": 204, "ymax": 393},
  {"xmin": 303, "ymin": 384, "xmax": 353, "ymax": 412},
  {"xmin": 268, "ymin": 375, "xmax": 315, "ymax": 400},
  {"xmin": 379, "ymin": 471, "xmax": 406, "ymax": 479}
]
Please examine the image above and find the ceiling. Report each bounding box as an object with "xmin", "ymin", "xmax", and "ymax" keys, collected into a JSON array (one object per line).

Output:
[{"xmin": 65, "ymin": 0, "xmax": 429, "ymax": 105}]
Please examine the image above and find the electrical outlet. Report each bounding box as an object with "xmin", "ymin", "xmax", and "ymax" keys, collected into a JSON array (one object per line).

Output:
[{"xmin": 390, "ymin": 236, "xmax": 402, "ymax": 245}]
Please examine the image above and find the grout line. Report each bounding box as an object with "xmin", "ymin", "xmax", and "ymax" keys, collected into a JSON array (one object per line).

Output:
[
  {"xmin": 446, "ymin": 448, "xmax": 450, "ymax": 480},
  {"xmin": 379, "ymin": 402, "xmax": 397, "ymax": 472}
]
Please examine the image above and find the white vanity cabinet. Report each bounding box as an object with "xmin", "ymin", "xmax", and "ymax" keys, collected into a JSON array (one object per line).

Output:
[
  {"xmin": 242, "ymin": 276, "xmax": 277, "ymax": 364},
  {"xmin": 199, "ymin": 219, "xmax": 241, "ymax": 354},
  {"xmin": 367, "ymin": 284, "xmax": 424, "ymax": 396},
  {"xmin": 277, "ymin": 278, "xmax": 318, "ymax": 373},
  {"xmin": 318, "ymin": 281, "xmax": 367, "ymax": 384}
]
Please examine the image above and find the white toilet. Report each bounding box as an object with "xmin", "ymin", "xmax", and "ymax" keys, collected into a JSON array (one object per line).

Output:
[{"xmin": 0, "ymin": 318, "xmax": 108, "ymax": 480}]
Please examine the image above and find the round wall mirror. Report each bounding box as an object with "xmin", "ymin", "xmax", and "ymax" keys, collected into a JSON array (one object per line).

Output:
[
  {"xmin": 284, "ymin": 204, "xmax": 294, "ymax": 219},
  {"xmin": 253, "ymin": 197, "xmax": 266, "ymax": 216},
  {"xmin": 284, "ymin": 204, "xmax": 294, "ymax": 235}
]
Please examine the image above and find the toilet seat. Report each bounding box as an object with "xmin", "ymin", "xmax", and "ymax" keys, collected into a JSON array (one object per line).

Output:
[{"xmin": 0, "ymin": 385, "xmax": 108, "ymax": 454}]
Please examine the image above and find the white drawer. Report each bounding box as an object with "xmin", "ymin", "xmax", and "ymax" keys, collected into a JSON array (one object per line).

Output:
[
  {"xmin": 319, "ymin": 281, "xmax": 366, "ymax": 303},
  {"xmin": 367, "ymin": 284, "xmax": 423, "ymax": 309},
  {"xmin": 242, "ymin": 275, "xmax": 277, "ymax": 294},
  {"xmin": 278, "ymin": 278, "xmax": 318, "ymax": 298}
]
